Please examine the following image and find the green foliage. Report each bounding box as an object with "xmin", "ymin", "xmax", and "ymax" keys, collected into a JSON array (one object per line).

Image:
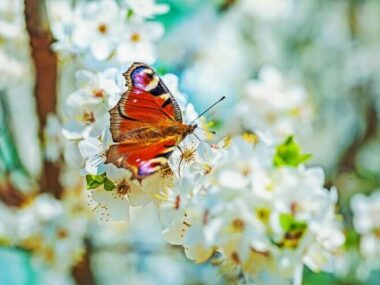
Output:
[
  {"xmin": 273, "ymin": 136, "xmax": 311, "ymax": 167},
  {"xmin": 86, "ymin": 174, "xmax": 115, "ymax": 191},
  {"xmin": 279, "ymin": 213, "xmax": 307, "ymax": 233}
]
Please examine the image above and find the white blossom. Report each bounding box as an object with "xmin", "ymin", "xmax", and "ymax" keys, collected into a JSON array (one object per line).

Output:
[
  {"xmin": 236, "ymin": 66, "xmax": 313, "ymax": 144},
  {"xmin": 156, "ymin": 135, "xmax": 344, "ymax": 278},
  {"xmin": 351, "ymin": 191, "xmax": 380, "ymax": 265},
  {"xmin": 125, "ymin": 0, "xmax": 169, "ymax": 19}
]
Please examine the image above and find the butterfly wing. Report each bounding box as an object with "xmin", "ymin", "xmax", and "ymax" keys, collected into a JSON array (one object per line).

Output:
[
  {"xmin": 107, "ymin": 63, "xmax": 185, "ymax": 178},
  {"xmin": 110, "ymin": 62, "xmax": 182, "ymax": 143},
  {"xmin": 106, "ymin": 136, "xmax": 178, "ymax": 179}
]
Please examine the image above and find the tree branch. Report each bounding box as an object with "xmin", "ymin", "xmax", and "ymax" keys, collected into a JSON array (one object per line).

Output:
[
  {"xmin": 337, "ymin": 98, "xmax": 378, "ymax": 174},
  {"xmin": 24, "ymin": 0, "xmax": 62, "ymax": 198}
]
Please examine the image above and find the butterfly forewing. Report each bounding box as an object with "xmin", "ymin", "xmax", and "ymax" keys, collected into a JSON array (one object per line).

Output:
[{"xmin": 107, "ymin": 63, "xmax": 188, "ymax": 179}]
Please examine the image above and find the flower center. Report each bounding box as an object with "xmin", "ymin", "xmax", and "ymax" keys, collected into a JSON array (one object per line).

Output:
[
  {"xmin": 159, "ymin": 164, "xmax": 174, "ymax": 178},
  {"xmin": 256, "ymin": 208, "xmax": 270, "ymax": 224},
  {"xmin": 203, "ymin": 164, "xmax": 212, "ymax": 175},
  {"xmin": 98, "ymin": 23, "xmax": 108, "ymax": 34},
  {"xmin": 243, "ymin": 132, "xmax": 259, "ymax": 146},
  {"xmin": 265, "ymin": 112, "xmax": 276, "ymax": 123},
  {"xmin": 231, "ymin": 252, "xmax": 241, "ymax": 264},
  {"xmin": 232, "ymin": 219, "xmax": 245, "ymax": 232},
  {"xmin": 56, "ymin": 228, "xmax": 68, "ymax": 239},
  {"xmin": 93, "ymin": 88, "xmax": 105, "ymax": 98},
  {"xmin": 116, "ymin": 179, "xmax": 130, "ymax": 196},
  {"xmin": 130, "ymin": 33, "xmax": 141, "ymax": 42},
  {"xmin": 82, "ymin": 111, "xmax": 95, "ymax": 124},
  {"xmin": 181, "ymin": 145, "xmax": 196, "ymax": 163},
  {"xmin": 374, "ymin": 228, "xmax": 380, "ymax": 239}
]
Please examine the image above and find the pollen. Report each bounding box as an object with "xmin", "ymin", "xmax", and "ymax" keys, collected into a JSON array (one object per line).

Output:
[
  {"xmin": 130, "ymin": 33, "xmax": 141, "ymax": 42},
  {"xmin": 203, "ymin": 164, "xmax": 212, "ymax": 175},
  {"xmin": 175, "ymin": 195, "xmax": 181, "ymax": 210},
  {"xmin": 232, "ymin": 219, "xmax": 245, "ymax": 232},
  {"xmin": 241, "ymin": 165, "xmax": 251, "ymax": 177},
  {"xmin": 231, "ymin": 252, "xmax": 241, "ymax": 264},
  {"xmin": 98, "ymin": 23, "xmax": 108, "ymax": 34},
  {"xmin": 242, "ymin": 133, "xmax": 259, "ymax": 146},
  {"xmin": 181, "ymin": 145, "xmax": 197, "ymax": 163},
  {"xmin": 222, "ymin": 136, "xmax": 231, "ymax": 148},
  {"xmin": 93, "ymin": 88, "xmax": 105, "ymax": 98},
  {"xmin": 256, "ymin": 208, "xmax": 270, "ymax": 224},
  {"xmin": 56, "ymin": 228, "xmax": 69, "ymax": 239},
  {"xmin": 374, "ymin": 228, "xmax": 380, "ymax": 238},
  {"xmin": 159, "ymin": 164, "xmax": 173, "ymax": 178},
  {"xmin": 116, "ymin": 179, "xmax": 131, "ymax": 196},
  {"xmin": 82, "ymin": 111, "xmax": 95, "ymax": 124}
]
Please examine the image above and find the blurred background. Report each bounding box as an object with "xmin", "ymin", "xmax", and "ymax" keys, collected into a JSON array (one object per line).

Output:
[{"xmin": 1, "ymin": 0, "xmax": 380, "ymax": 284}]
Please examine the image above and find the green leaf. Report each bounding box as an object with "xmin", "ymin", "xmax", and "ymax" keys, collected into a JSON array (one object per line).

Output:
[
  {"xmin": 86, "ymin": 174, "xmax": 106, "ymax": 190},
  {"xmin": 126, "ymin": 9, "xmax": 134, "ymax": 19},
  {"xmin": 279, "ymin": 213, "xmax": 307, "ymax": 232},
  {"xmin": 273, "ymin": 136, "xmax": 311, "ymax": 167},
  {"xmin": 104, "ymin": 178, "xmax": 116, "ymax": 191}
]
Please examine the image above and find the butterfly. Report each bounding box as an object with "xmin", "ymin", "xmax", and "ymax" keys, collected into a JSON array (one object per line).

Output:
[{"xmin": 105, "ymin": 62, "xmax": 198, "ymax": 180}]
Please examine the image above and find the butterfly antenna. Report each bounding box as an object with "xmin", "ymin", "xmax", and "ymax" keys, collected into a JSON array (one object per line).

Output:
[
  {"xmin": 197, "ymin": 127, "xmax": 216, "ymax": 135},
  {"xmin": 190, "ymin": 96, "xmax": 226, "ymax": 125}
]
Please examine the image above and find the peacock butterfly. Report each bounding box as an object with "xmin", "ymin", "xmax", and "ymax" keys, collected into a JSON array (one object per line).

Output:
[{"xmin": 106, "ymin": 62, "xmax": 197, "ymax": 180}]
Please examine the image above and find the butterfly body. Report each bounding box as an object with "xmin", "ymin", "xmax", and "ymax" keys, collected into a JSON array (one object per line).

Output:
[{"xmin": 106, "ymin": 63, "xmax": 196, "ymax": 179}]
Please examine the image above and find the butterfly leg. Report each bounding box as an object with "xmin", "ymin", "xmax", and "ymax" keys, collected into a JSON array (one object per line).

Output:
[
  {"xmin": 192, "ymin": 132, "xmax": 202, "ymax": 142},
  {"xmin": 177, "ymin": 146, "xmax": 184, "ymax": 178}
]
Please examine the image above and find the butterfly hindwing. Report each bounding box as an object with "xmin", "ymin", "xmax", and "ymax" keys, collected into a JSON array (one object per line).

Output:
[{"xmin": 106, "ymin": 136, "xmax": 178, "ymax": 179}]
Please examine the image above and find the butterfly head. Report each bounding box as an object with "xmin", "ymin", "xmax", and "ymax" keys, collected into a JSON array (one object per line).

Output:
[{"xmin": 186, "ymin": 124, "xmax": 197, "ymax": 135}]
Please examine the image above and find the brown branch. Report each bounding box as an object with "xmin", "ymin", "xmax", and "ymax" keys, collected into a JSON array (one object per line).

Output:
[
  {"xmin": 218, "ymin": 0, "xmax": 238, "ymax": 12},
  {"xmin": 24, "ymin": 0, "xmax": 62, "ymax": 198},
  {"xmin": 337, "ymin": 101, "xmax": 378, "ymax": 173},
  {"xmin": 0, "ymin": 179, "xmax": 28, "ymax": 207},
  {"xmin": 24, "ymin": 3, "xmax": 95, "ymax": 285},
  {"xmin": 72, "ymin": 240, "xmax": 96, "ymax": 285}
]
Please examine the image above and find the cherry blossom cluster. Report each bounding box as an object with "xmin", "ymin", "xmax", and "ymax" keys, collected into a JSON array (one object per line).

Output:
[
  {"xmin": 0, "ymin": 191, "xmax": 89, "ymax": 284},
  {"xmin": 156, "ymin": 135, "xmax": 344, "ymax": 281},
  {"xmin": 48, "ymin": 0, "xmax": 168, "ymax": 65},
  {"xmin": 48, "ymin": 2, "xmax": 345, "ymax": 282}
]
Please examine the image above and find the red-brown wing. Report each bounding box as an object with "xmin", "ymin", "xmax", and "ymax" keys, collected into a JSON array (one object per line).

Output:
[
  {"xmin": 110, "ymin": 62, "xmax": 182, "ymax": 143},
  {"xmin": 106, "ymin": 136, "xmax": 178, "ymax": 179}
]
